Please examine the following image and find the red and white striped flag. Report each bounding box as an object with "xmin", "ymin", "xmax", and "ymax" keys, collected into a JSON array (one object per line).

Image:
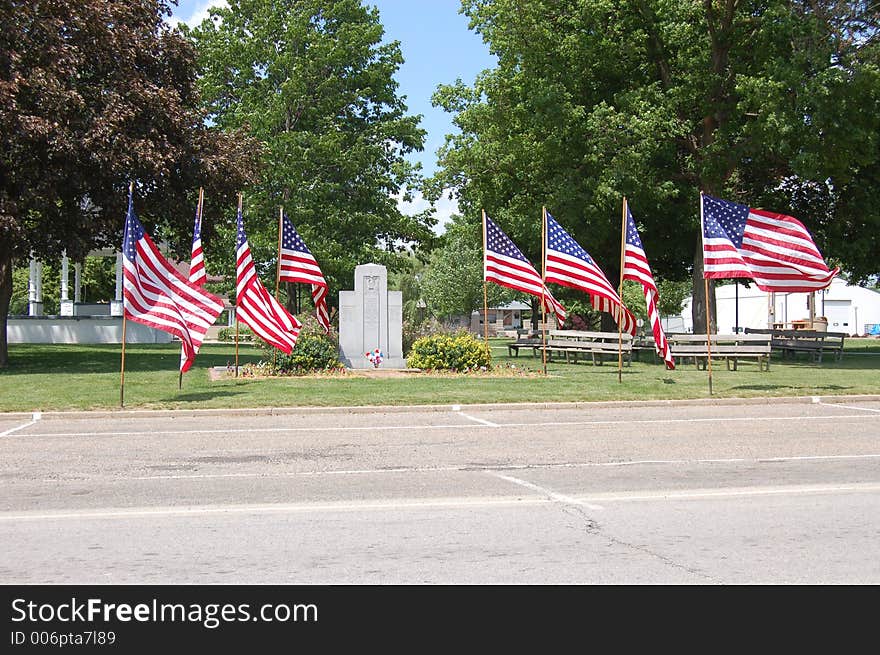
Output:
[
  {"xmin": 180, "ymin": 189, "xmax": 208, "ymax": 373},
  {"xmin": 622, "ymin": 202, "xmax": 674, "ymax": 369},
  {"xmin": 188, "ymin": 189, "xmax": 207, "ymax": 286},
  {"xmin": 702, "ymin": 194, "xmax": 838, "ymax": 292},
  {"xmin": 484, "ymin": 213, "xmax": 566, "ymax": 321},
  {"xmin": 236, "ymin": 204, "xmax": 301, "ymax": 353},
  {"xmin": 122, "ymin": 191, "xmax": 223, "ymax": 373},
  {"xmin": 544, "ymin": 211, "xmax": 634, "ymax": 335},
  {"xmin": 278, "ymin": 213, "xmax": 330, "ymax": 333}
]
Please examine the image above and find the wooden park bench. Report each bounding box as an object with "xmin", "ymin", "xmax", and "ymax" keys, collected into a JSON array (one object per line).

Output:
[
  {"xmin": 668, "ymin": 333, "xmax": 771, "ymax": 371},
  {"xmin": 543, "ymin": 329, "xmax": 633, "ymax": 366},
  {"xmin": 745, "ymin": 328, "xmax": 846, "ymax": 363},
  {"xmin": 506, "ymin": 330, "xmax": 542, "ymax": 357}
]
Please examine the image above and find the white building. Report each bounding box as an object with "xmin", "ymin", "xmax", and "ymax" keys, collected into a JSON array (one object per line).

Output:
[{"xmin": 676, "ymin": 278, "xmax": 880, "ymax": 336}]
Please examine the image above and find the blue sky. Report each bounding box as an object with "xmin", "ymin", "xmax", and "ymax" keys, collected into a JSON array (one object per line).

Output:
[{"xmin": 170, "ymin": 0, "xmax": 496, "ymax": 228}]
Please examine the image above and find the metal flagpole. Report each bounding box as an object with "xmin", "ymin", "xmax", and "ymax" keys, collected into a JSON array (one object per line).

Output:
[
  {"xmin": 541, "ymin": 206, "xmax": 548, "ymax": 376},
  {"xmin": 482, "ymin": 209, "xmax": 489, "ymax": 346},
  {"xmin": 120, "ymin": 181, "xmax": 133, "ymax": 408},
  {"xmin": 700, "ymin": 191, "xmax": 713, "ymax": 395},
  {"xmin": 618, "ymin": 197, "xmax": 627, "ymax": 383},
  {"xmin": 235, "ymin": 193, "xmax": 242, "ymax": 378}
]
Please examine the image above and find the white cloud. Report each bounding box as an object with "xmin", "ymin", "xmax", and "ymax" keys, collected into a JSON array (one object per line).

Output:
[
  {"xmin": 395, "ymin": 188, "xmax": 458, "ymax": 235},
  {"xmin": 172, "ymin": 0, "xmax": 228, "ymax": 29}
]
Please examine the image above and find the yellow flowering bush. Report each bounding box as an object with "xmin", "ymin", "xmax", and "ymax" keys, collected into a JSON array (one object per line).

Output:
[{"xmin": 406, "ymin": 332, "xmax": 491, "ymax": 372}]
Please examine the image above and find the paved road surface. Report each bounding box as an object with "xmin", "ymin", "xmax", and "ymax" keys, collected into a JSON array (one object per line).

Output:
[{"xmin": 1, "ymin": 397, "xmax": 878, "ymax": 583}]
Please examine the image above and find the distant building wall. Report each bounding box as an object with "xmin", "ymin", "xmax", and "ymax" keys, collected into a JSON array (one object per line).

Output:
[{"xmin": 7, "ymin": 317, "xmax": 173, "ymax": 344}]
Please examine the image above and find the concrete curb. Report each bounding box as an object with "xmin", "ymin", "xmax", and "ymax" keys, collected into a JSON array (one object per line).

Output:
[{"xmin": 2, "ymin": 394, "xmax": 879, "ymax": 422}]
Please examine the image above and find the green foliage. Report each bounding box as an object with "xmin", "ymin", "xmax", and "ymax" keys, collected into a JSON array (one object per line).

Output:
[
  {"xmin": 8, "ymin": 257, "xmax": 120, "ymax": 316},
  {"xmin": 0, "ymin": 0, "xmax": 257, "ymax": 366},
  {"xmin": 259, "ymin": 333, "xmax": 342, "ymax": 375},
  {"xmin": 621, "ymin": 282, "xmax": 648, "ymax": 325},
  {"xmin": 389, "ymin": 256, "xmax": 428, "ymax": 326},
  {"xmin": 429, "ymin": 0, "xmax": 880, "ymax": 335},
  {"xmin": 406, "ymin": 331, "xmax": 491, "ymax": 372},
  {"xmin": 655, "ymin": 279, "xmax": 691, "ymax": 318},
  {"xmin": 217, "ymin": 326, "xmax": 253, "ymax": 343},
  {"xmin": 560, "ymin": 298, "xmax": 601, "ymax": 331},
  {"xmin": 420, "ymin": 220, "xmax": 514, "ymax": 318},
  {"xmin": 186, "ymin": 0, "xmax": 434, "ymax": 296},
  {"xmin": 254, "ymin": 313, "xmax": 341, "ymax": 374}
]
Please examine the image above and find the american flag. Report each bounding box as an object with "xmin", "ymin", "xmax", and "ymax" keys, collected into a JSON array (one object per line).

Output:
[
  {"xmin": 544, "ymin": 212, "xmax": 635, "ymax": 335},
  {"xmin": 278, "ymin": 213, "xmax": 330, "ymax": 333},
  {"xmin": 236, "ymin": 205, "xmax": 301, "ymax": 353},
  {"xmin": 702, "ymin": 194, "xmax": 838, "ymax": 292},
  {"xmin": 484, "ymin": 214, "xmax": 566, "ymax": 321},
  {"xmin": 180, "ymin": 190, "xmax": 208, "ymax": 373},
  {"xmin": 622, "ymin": 203, "xmax": 674, "ymax": 369},
  {"xmin": 188, "ymin": 190, "xmax": 206, "ymax": 286},
  {"xmin": 122, "ymin": 191, "xmax": 223, "ymax": 373}
]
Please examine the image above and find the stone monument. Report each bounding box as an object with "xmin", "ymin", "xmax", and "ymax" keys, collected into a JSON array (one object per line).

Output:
[{"xmin": 338, "ymin": 263, "xmax": 406, "ymax": 369}]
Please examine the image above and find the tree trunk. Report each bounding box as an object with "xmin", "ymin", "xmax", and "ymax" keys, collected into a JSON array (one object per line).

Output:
[
  {"xmin": 691, "ymin": 241, "xmax": 716, "ymax": 334},
  {"xmin": 0, "ymin": 248, "xmax": 13, "ymax": 368},
  {"xmin": 600, "ymin": 312, "xmax": 617, "ymax": 332},
  {"xmin": 530, "ymin": 297, "xmax": 539, "ymax": 331},
  {"xmin": 283, "ymin": 281, "xmax": 301, "ymax": 316}
]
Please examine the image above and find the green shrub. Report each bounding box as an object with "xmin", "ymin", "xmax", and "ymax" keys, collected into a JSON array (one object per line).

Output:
[
  {"xmin": 217, "ymin": 325, "xmax": 253, "ymax": 342},
  {"xmin": 262, "ymin": 334, "xmax": 341, "ymax": 374},
  {"xmin": 406, "ymin": 331, "xmax": 491, "ymax": 371},
  {"xmin": 255, "ymin": 314, "xmax": 342, "ymax": 374}
]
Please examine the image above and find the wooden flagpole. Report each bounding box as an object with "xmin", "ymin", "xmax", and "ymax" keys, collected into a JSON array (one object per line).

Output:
[
  {"xmin": 120, "ymin": 313, "xmax": 127, "ymax": 408},
  {"xmin": 482, "ymin": 209, "xmax": 489, "ymax": 345},
  {"xmin": 180, "ymin": 187, "xmax": 205, "ymax": 391},
  {"xmin": 273, "ymin": 206, "xmax": 284, "ymax": 370},
  {"xmin": 275, "ymin": 206, "xmax": 284, "ymax": 302},
  {"xmin": 700, "ymin": 191, "xmax": 713, "ymax": 395},
  {"xmin": 618, "ymin": 197, "xmax": 627, "ymax": 384},
  {"xmin": 541, "ymin": 206, "xmax": 548, "ymax": 376},
  {"xmin": 120, "ymin": 181, "xmax": 133, "ymax": 408},
  {"xmin": 235, "ymin": 193, "xmax": 242, "ymax": 378}
]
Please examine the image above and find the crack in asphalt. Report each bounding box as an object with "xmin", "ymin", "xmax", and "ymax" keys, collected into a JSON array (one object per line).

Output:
[
  {"xmin": 559, "ymin": 504, "xmax": 718, "ymax": 583},
  {"xmin": 489, "ymin": 470, "xmax": 721, "ymax": 583}
]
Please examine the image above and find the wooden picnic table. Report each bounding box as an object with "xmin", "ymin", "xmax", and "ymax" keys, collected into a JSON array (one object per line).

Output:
[
  {"xmin": 745, "ymin": 328, "xmax": 845, "ymax": 363},
  {"xmin": 542, "ymin": 329, "xmax": 633, "ymax": 366},
  {"xmin": 667, "ymin": 333, "xmax": 771, "ymax": 371}
]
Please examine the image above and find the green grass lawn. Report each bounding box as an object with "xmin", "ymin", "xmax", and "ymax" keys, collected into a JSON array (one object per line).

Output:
[{"xmin": 1, "ymin": 338, "xmax": 878, "ymax": 412}]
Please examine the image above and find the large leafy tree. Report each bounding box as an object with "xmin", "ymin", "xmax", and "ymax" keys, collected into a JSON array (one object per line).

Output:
[
  {"xmin": 0, "ymin": 0, "xmax": 258, "ymax": 367},
  {"xmin": 430, "ymin": 0, "xmax": 880, "ymax": 332},
  {"xmin": 186, "ymin": 0, "xmax": 434, "ymax": 312},
  {"xmin": 420, "ymin": 220, "xmax": 514, "ymax": 320}
]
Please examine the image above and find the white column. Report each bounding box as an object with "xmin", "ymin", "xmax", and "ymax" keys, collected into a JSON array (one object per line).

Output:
[
  {"xmin": 28, "ymin": 256, "xmax": 44, "ymax": 316},
  {"xmin": 73, "ymin": 262, "xmax": 82, "ymax": 303},
  {"xmin": 60, "ymin": 252, "xmax": 74, "ymax": 316},
  {"xmin": 110, "ymin": 252, "xmax": 124, "ymax": 316}
]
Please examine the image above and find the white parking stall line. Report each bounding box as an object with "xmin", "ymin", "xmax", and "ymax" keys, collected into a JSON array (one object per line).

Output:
[
  {"xmin": 0, "ymin": 412, "xmax": 42, "ymax": 438},
  {"xmin": 818, "ymin": 402, "xmax": 880, "ymax": 414},
  {"xmin": 456, "ymin": 412, "xmax": 500, "ymax": 427},
  {"xmin": 486, "ymin": 471, "xmax": 605, "ymax": 511},
  {"xmin": 6, "ymin": 412, "xmax": 878, "ymax": 440}
]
